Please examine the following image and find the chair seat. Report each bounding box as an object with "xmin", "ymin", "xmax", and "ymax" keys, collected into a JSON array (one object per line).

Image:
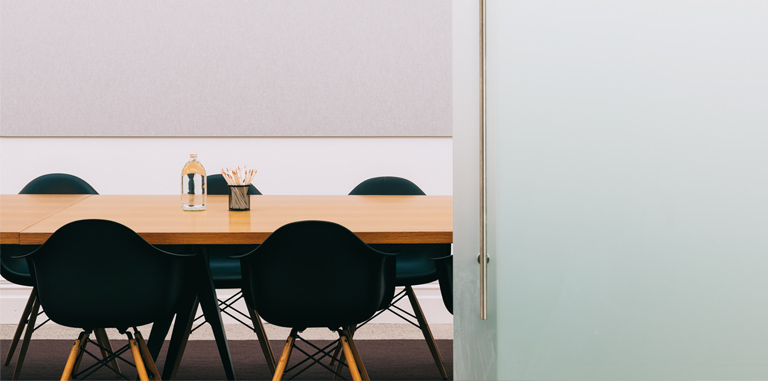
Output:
[
  {"xmin": 0, "ymin": 245, "xmax": 37, "ymax": 287},
  {"xmin": 210, "ymin": 263, "xmax": 242, "ymax": 289},
  {"xmin": 394, "ymin": 263, "xmax": 438, "ymax": 286},
  {"xmin": 208, "ymin": 245, "xmax": 255, "ymax": 289},
  {"xmin": 433, "ymin": 256, "xmax": 453, "ymax": 314},
  {"xmin": 368, "ymin": 243, "xmax": 450, "ymax": 286}
]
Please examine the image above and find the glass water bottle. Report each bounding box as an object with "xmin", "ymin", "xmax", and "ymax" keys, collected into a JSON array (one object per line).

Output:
[{"xmin": 181, "ymin": 153, "xmax": 206, "ymax": 211}]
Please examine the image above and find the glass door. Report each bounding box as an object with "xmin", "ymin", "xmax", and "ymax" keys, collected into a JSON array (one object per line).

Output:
[{"xmin": 454, "ymin": 1, "xmax": 768, "ymax": 379}]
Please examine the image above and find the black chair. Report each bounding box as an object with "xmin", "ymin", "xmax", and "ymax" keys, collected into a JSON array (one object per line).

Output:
[
  {"xmin": 18, "ymin": 173, "xmax": 98, "ymax": 195},
  {"xmin": 17, "ymin": 219, "xmax": 193, "ymax": 380},
  {"xmin": 235, "ymin": 220, "xmax": 397, "ymax": 380},
  {"xmin": 349, "ymin": 176, "xmax": 450, "ymax": 379},
  {"xmin": 207, "ymin": 173, "xmax": 260, "ymax": 196},
  {"xmin": 1, "ymin": 173, "xmax": 105, "ymax": 380},
  {"xmin": 433, "ymin": 256, "xmax": 453, "ymax": 314},
  {"xmin": 184, "ymin": 174, "xmax": 276, "ymax": 372}
]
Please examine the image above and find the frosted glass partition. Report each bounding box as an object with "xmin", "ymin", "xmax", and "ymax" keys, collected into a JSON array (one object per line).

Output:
[
  {"xmin": 490, "ymin": 2, "xmax": 768, "ymax": 379},
  {"xmin": 454, "ymin": 1, "xmax": 768, "ymax": 380},
  {"xmin": 452, "ymin": 0, "xmax": 497, "ymax": 379}
]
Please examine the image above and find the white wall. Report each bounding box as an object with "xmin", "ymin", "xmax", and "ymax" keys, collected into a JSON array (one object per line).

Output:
[
  {"xmin": 0, "ymin": 137, "xmax": 452, "ymax": 195},
  {"xmin": 0, "ymin": 136, "xmax": 454, "ymax": 325}
]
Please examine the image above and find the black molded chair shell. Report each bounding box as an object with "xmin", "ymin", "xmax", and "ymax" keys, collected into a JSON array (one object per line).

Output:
[
  {"xmin": 0, "ymin": 246, "xmax": 36, "ymax": 286},
  {"xmin": 19, "ymin": 173, "xmax": 99, "ymax": 195},
  {"xmin": 349, "ymin": 176, "xmax": 425, "ymax": 196},
  {"xmin": 364, "ymin": 243, "xmax": 448, "ymax": 286},
  {"xmin": 433, "ymin": 256, "xmax": 453, "ymax": 314},
  {"xmin": 349, "ymin": 176, "xmax": 449, "ymax": 286},
  {"xmin": 237, "ymin": 220, "xmax": 397, "ymax": 330},
  {"xmin": 19, "ymin": 219, "xmax": 193, "ymax": 331}
]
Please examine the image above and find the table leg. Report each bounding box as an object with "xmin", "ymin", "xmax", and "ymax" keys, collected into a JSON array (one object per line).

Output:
[
  {"xmin": 195, "ymin": 248, "xmax": 236, "ymax": 380},
  {"xmin": 159, "ymin": 249, "xmax": 236, "ymax": 380},
  {"xmin": 147, "ymin": 311, "xmax": 174, "ymax": 360},
  {"xmin": 161, "ymin": 294, "xmax": 198, "ymax": 380}
]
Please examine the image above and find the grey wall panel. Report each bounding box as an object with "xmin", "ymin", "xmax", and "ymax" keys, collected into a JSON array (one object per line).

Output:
[{"xmin": 0, "ymin": 0, "xmax": 451, "ymax": 137}]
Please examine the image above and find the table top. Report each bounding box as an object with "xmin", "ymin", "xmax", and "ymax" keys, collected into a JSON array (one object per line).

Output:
[
  {"xmin": 1, "ymin": 194, "xmax": 453, "ymax": 245},
  {"xmin": 0, "ymin": 194, "xmax": 90, "ymax": 244}
]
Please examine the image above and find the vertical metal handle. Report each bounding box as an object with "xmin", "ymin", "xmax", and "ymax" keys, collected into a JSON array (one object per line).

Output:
[{"xmin": 479, "ymin": 0, "xmax": 488, "ymax": 320}]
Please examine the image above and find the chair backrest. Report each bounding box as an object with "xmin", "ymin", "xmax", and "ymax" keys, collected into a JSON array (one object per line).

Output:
[
  {"xmin": 20, "ymin": 219, "xmax": 192, "ymax": 331},
  {"xmin": 19, "ymin": 173, "xmax": 99, "ymax": 195},
  {"xmin": 349, "ymin": 177, "xmax": 449, "ymax": 286},
  {"xmin": 433, "ymin": 256, "xmax": 453, "ymax": 314},
  {"xmin": 207, "ymin": 174, "xmax": 261, "ymax": 195},
  {"xmin": 349, "ymin": 176, "xmax": 425, "ymax": 196},
  {"xmin": 237, "ymin": 220, "xmax": 397, "ymax": 330}
]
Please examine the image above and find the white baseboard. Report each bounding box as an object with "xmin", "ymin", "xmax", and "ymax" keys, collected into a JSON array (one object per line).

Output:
[{"xmin": 0, "ymin": 279, "xmax": 452, "ymax": 326}]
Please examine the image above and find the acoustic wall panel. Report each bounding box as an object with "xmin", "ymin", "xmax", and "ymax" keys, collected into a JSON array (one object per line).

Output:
[{"xmin": 0, "ymin": 0, "xmax": 451, "ymax": 137}]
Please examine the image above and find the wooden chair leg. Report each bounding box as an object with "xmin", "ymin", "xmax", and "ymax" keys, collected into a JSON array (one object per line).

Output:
[
  {"xmin": 272, "ymin": 329, "xmax": 297, "ymax": 381},
  {"xmin": 128, "ymin": 333, "xmax": 150, "ymax": 381},
  {"xmin": 4, "ymin": 289, "xmax": 37, "ymax": 366},
  {"xmin": 70, "ymin": 331, "xmax": 90, "ymax": 376},
  {"xmin": 405, "ymin": 285, "xmax": 448, "ymax": 379},
  {"xmin": 342, "ymin": 327, "xmax": 369, "ymax": 381},
  {"xmin": 330, "ymin": 325, "xmax": 353, "ymax": 368},
  {"xmin": 329, "ymin": 344, "xmax": 342, "ymax": 366},
  {"xmin": 135, "ymin": 331, "xmax": 162, "ymax": 381},
  {"xmin": 332, "ymin": 336, "xmax": 348, "ymax": 381},
  {"xmin": 339, "ymin": 332, "xmax": 362, "ymax": 381},
  {"xmin": 93, "ymin": 328, "xmax": 121, "ymax": 374},
  {"xmin": 333, "ymin": 353, "xmax": 345, "ymax": 381},
  {"xmin": 60, "ymin": 331, "xmax": 88, "ymax": 381},
  {"xmin": 12, "ymin": 295, "xmax": 40, "ymax": 380},
  {"xmin": 245, "ymin": 297, "xmax": 276, "ymax": 373}
]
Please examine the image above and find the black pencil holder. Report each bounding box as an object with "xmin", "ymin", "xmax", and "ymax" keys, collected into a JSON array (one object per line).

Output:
[{"xmin": 228, "ymin": 185, "xmax": 250, "ymax": 211}]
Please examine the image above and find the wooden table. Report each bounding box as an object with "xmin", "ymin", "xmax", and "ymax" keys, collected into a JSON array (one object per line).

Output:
[
  {"xmin": 12, "ymin": 195, "xmax": 452, "ymax": 245},
  {"xmin": 0, "ymin": 194, "xmax": 89, "ymax": 244},
  {"xmin": 0, "ymin": 194, "xmax": 453, "ymax": 380}
]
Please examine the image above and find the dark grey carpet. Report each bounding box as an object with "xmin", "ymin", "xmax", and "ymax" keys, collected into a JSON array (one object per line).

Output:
[{"xmin": 1, "ymin": 339, "xmax": 452, "ymax": 380}]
